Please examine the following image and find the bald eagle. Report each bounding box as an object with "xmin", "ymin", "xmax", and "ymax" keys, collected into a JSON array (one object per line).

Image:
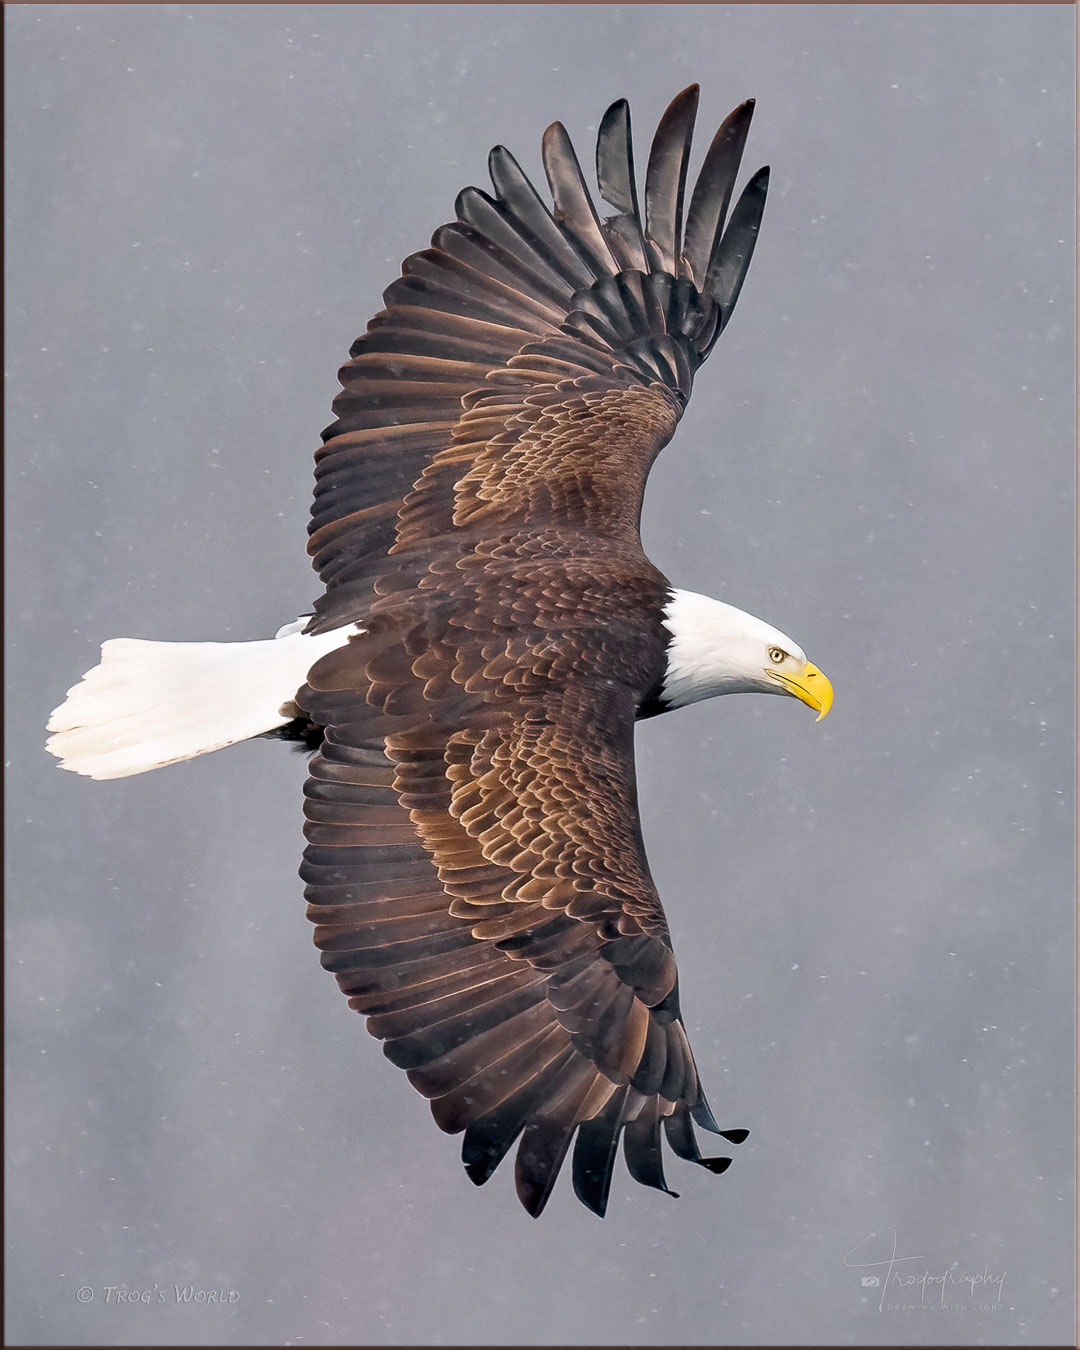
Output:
[{"xmin": 47, "ymin": 87, "xmax": 832, "ymax": 1217}]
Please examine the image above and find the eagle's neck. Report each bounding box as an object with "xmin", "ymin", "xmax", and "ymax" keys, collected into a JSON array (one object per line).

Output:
[{"xmin": 654, "ymin": 588, "xmax": 792, "ymax": 712}]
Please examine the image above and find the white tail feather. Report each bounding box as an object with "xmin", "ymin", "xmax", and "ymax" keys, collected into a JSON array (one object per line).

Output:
[{"xmin": 45, "ymin": 623, "xmax": 358, "ymax": 780}]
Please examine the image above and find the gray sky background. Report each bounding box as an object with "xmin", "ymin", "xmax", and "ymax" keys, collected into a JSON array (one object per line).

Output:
[{"xmin": 5, "ymin": 5, "xmax": 1075, "ymax": 1346}]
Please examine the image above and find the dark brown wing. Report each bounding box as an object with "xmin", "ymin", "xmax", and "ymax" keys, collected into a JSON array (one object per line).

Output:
[
  {"xmin": 299, "ymin": 616, "xmax": 748, "ymax": 1218},
  {"xmin": 306, "ymin": 86, "xmax": 767, "ymax": 633}
]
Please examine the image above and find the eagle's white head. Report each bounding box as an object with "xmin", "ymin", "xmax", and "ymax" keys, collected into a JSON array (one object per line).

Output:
[{"xmin": 660, "ymin": 589, "xmax": 833, "ymax": 719}]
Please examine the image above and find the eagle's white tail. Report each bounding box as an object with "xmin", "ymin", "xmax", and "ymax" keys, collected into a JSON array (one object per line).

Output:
[{"xmin": 45, "ymin": 622, "xmax": 358, "ymax": 781}]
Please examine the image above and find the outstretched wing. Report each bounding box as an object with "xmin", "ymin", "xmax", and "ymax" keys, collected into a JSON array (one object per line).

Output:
[
  {"xmin": 300, "ymin": 618, "xmax": 748, "ymax": 1218},
  {"xmin": 307, "ymin": 86, "xmax": 767, "ymax": 633}
]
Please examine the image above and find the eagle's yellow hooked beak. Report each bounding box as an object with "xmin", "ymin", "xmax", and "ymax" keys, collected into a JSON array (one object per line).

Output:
[{"xmin": 767, "ymin": 661, "xmax": 833, "ymax": 722}]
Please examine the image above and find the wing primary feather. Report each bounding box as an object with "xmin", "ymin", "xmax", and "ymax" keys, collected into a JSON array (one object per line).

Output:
[
  {"xmin": 572, "ymin": 1082, "xmax": 630, "ymax": 1218},
  {"xmin": 663, "ymin": 1103, "xmax": 735, "ymax": 1175},
  {"xmin": 682, "ymin": 99, "xmax": 755, "ymax": 285},
  {"xmin": 705, "ymin": 164, "xmax": 770, "ymax": 323},
  {"xmin": 622, "ymin": 1098, "xmax": 678, "ymax": 1197},
  {"xmin": 595, "ymin": 99, "xmax": 638, "ymax": 214},
  {"xmin": 644, "ymin": 85, "xmax": 699, "ymax": 275},
  {"xmin": 689, "ymin": 1088, "xmax": 723, "ymax": 1134},
  {"xmin": 662, "ymin": 1102, "xmax": 702, "ymax": 1161},
  {"xmin": 541, "ymin": 121, "xmax": 618, "ymax": 277},
  {"xmin": 595, "ymin": 99, "xmax": 649, "ymax": 274}
]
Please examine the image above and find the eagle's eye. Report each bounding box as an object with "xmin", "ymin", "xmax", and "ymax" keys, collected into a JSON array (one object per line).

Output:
[{"xmin": 768, "ymin": 646, "xmax": 786, "ymax": 664}]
